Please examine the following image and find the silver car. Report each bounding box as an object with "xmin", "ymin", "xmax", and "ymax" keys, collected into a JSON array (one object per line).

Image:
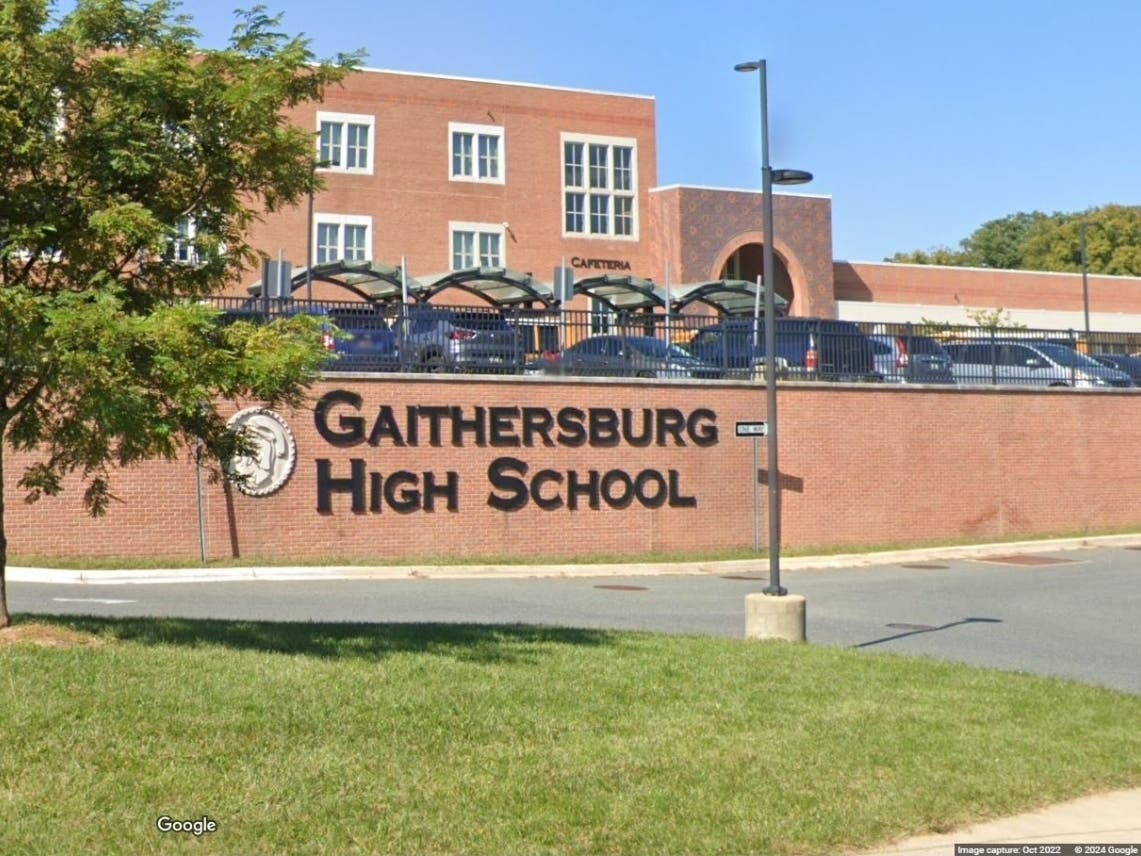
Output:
[
  {"xmin": 869, "ymin": 334, "xmax": 955, "ymax": 384},
  {"xmin": 403, "ymin": 307, "xmax": 522, "ymax": 372},
  {"xmin": 943, "ymin": 340, "xmax": 1134, "ymax": 388},
  {"xmin": 544, "ymin": 335, "xmax": 723, "ymax": 379}
]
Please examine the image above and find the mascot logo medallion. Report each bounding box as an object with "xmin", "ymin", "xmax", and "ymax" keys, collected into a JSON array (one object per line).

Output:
[{"xmin": 227, "ymin": 408, "xmax": 297, "ymax": 497}]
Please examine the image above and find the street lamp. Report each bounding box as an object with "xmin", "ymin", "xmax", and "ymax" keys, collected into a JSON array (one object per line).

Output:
[
  {"xmin": 735, "ymin": 58, "xmax": 812, "ymax": 597},
  {"xmin": 305, "ymin": 159, "xmax": 332, "ymax": 304},
  {"xmin": 1079, "ymin": 222, "xmax": 1091, "ymax": 346}
]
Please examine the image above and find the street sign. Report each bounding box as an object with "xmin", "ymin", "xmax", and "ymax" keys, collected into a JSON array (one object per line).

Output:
[{"xmin": 735, "ymin": 421, "xmax": 768, "ymax": 437}]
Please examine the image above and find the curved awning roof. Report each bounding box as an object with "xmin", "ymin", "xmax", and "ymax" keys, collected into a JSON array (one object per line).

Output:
[
  {"xmin": 573, "ymin": 275, "xmax": 664, "ymax": 312},
  {"xmin": 247, "ymin": 260, "xmax": 425, "ymax": 303},
  {"xmin": 669, "ymin": 279, "xmax": 789, "ymax": 316},
  {"xmin": 417, "ymin": 267, "xmax": 555, "ymax": 307}
]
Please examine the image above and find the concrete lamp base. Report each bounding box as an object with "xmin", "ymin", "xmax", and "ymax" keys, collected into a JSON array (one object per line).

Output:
[{"xmin": 745, "ymin": 593, "xmax": 806, "ymax": 642}]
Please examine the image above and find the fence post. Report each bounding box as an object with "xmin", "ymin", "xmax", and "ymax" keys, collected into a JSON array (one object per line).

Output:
[
  {"xmin": 904, "ymin": 321, "xmax": 913, "ymax": 382},
  {"xmin": 989, "ymin": 326, "xmax": 997, "ymax": 385}
]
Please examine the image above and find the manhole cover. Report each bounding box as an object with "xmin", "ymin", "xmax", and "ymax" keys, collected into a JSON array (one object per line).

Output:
[
  {"xmin": 885, "ymin": 623, "xmax": 936, "ymax": 631},
  {"xmin": 979, "ymin": 554, "xmax": 1075, "ymax": 566},
  {"xmin": 594, "ymin": 584, "xmax": 649, "ymax": 592},
  {"xmin": 899, "ymin": 563, "xmax": 949, "ymax": 570}
]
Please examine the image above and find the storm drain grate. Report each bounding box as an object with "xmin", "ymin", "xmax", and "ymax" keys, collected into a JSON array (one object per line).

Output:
[
  {"xmin": 721, "ymin": 574, "xmax": 767, "ymax": 581},
  {"xmin": 594, "ymin": 584, "xmax": 649, "ymax": 592},
  {"xmin": 899, "ymin": 563, "xmax": 950, "ymax": 570},
  {"xmin": 1127, "ymin": 546, "xmax": 1141, "ymax": 551},
  {"xmin": 978, "ymin": 554, "xmax": 1075, "ymax": 566}
]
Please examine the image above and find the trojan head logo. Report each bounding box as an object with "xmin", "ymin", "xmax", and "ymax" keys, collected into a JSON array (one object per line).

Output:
[{"xmin": 226, "ymin": 408, "xmax": 297, "ymax": 497}]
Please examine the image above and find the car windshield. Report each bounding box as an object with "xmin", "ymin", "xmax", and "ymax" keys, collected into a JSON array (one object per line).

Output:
[{"xmin": 1032, "ymin": 343, "xmax": 1101, "ymax": 368}]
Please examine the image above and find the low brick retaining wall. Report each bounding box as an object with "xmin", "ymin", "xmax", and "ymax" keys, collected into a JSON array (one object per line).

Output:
[{"xmin": 9, "ymin": 376, "xmax": 1139, "ymax": 562}]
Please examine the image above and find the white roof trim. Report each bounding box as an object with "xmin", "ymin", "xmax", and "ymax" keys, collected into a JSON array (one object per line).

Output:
[
  {"xmin": 650, "ymin": 183, "xmax": 831, "ymax": 200},
  {"xmin": 839, "ymin": 260, "xmax": 1141, "ymax": 282},
  {"xmin": 354, "ymin": 66, "xmax": 654, "ymax": 101}
]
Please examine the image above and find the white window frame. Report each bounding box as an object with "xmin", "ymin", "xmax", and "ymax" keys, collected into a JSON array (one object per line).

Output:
[
  {"xmin": 316, "ymin": 111, "xmax": 375, "ymax": 175},
  {"xmin": 448, "ymin": 122, "xmax": 505, "ymax": 184},
  {"xmin": 171, "ymin": 216, "xmax": 199, "ymax": 264},
  {"xmin": 560, "ymin": 132, "xmax": 638, "ymax": 240},
  {"xmin": 448, "ymin": 221, "xmax": 505, "ymax": 270},
  {"xmin": 313, "ymin": 213, "xmax": 373, "ymax": 264}
]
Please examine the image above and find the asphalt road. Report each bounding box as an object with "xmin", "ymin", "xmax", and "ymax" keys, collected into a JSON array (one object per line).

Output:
[{"xmin": 9, "ymin": 544, "xmax": 1141, "ymax": 694}]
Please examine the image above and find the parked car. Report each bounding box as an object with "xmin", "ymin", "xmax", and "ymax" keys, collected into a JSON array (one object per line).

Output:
[
  {"xmin": 541, "ymin": 335, "xmax": 723, "ymax": 379},
  {"xmin": 688, "ymin": 317, "xmax": 881, "ymax": 382},
  {"xmin": 403, "ymin": 306, "xmax": 523, "ymax": 372},
  {"xmin": 943, "ymin": 340, "xmax": 1134, "ymax": 387},
  {"xmin": 217, "ymin": 304, "xmax": 401, "ymax": 371},
  {"xmin": 868, "ymin": 334, "xmax": 956, "ymax": 384},
  {"xmin": 322, "ymin": 306, "xmax": 401, "ymax": 371},
  {"xmin": 1090, "ymin": 353, "xmax": 1141, "ymax": 384}
]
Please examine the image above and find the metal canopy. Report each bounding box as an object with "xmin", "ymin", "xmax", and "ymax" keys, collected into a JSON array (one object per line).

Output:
[
  {"xmin": 669, "ymin": 279, "xmax": 789, "ymax": 316},
  {"xmin": 417, "ymin": 267, "xmax": 555, "ymax": 308},
  {"xmin": 247, "ymin": 260, "xmax": 424, "ymax": 303},
  {"xmin": 573, "ymin": 275, "xmax": 665, "ymax": 312}
]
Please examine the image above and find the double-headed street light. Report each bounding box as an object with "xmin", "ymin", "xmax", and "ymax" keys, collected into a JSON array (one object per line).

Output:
[{"xmin": 735, "ymin": 59, "xmax": 812, "ymax": 597}]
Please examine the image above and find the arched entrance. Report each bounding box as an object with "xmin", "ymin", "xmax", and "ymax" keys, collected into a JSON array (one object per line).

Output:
[{"xmin": 719, "ymin": 244, "xmax": 795, "ymax": 309}]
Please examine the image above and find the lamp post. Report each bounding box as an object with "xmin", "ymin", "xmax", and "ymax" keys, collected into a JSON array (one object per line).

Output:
[
  {"xmin": 305, "ymin": 159, "xmax": 332, "ymax": 305},
  {"xmin": 735, "ymin": 59, "xmax": 812, "ymax": 597},
  {"xmin": 1079, "ymin": 222, "xmax": 1091, "ymax": 345}
]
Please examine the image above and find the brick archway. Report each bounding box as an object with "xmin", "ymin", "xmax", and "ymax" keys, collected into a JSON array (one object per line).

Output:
[{"xmin": 711, "ymin": 233, "xmax": 811, "ymax": 316}]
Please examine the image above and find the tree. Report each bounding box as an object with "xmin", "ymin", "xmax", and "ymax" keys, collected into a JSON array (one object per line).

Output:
[
  {"xmin": 886, "ymin": 246, "xmax": 969, "ymax": 266},
  {"xmin": 959, "ymin": 211, "xmax": 1051, "ymax": 270},
  {"xmin": 886, "ymin": 205, "xmax": 1141, "ymax": 276},
  {"xmin": 1020, "ymin": 205, "xmax": 1141, "ymax": 276},
  {"xmin": 0, "ymin": 1, "xmax": 361, "ymax": 627}
]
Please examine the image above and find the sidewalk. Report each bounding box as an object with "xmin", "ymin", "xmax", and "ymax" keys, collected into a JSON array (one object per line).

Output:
[
  {"xmin": 10, "ymin": 532, "xmax": 1141, "ymax": 584},
  {"xmin": 852, "ymin": 787, "xmax": 1141, "ymax": 855}
]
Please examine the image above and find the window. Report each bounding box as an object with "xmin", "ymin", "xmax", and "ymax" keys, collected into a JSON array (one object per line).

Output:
[
  {"xmin": 317, "ymin": 112, "xmax": 375, "ymax": 174},
  {"xmin": 449, "ymin": 222, "xmax": 504, "ymax": 269},
  {"xmin": 171, "ymin": 217, "xmax": 198, "ymax": 264},
  {"xmin": 314, "ymin": 214, "xmax": 372, "ymax": 264},
  {"xmin": 449, "ymin": 122, "xmax": 504, "ymax": 183},
  {"xmin": 561, "ymin": 133, "xmax": 637, "ymax": 239}
]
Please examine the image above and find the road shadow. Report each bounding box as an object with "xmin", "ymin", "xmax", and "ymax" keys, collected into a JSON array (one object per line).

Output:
[
  {"xmin": 853, "ymin": 616, "xmax": 1003, "ymax": 649},
  {"xmin": 12, "ymin": 614, "xmax": 621, "ymax": 663}
]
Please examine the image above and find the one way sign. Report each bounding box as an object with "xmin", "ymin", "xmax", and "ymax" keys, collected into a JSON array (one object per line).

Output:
[{"xmin": 735, "ymin": 421, "xmax": 768, "ymax": 437}]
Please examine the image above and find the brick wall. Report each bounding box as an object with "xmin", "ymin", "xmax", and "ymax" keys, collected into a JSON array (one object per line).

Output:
[
  {"xmin": 835, "ymin": 260, "xmax": 1141, "ymax": 315},
  {"xmin": 240, "ymin": 69, "xmax": 660, "ymax": 306},
  {"xmin": 8, "ymin": 377, "xmax": 1139, "ymax": 563},
  {"xmin": 650, "ymin": 188, "xmax": 835, "ymax": 317}
]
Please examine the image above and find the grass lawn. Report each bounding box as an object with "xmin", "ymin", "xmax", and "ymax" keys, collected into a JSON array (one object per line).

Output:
[{"xmin": 2, "ymin": 615, "xmax": 1139, "ymax": 856}]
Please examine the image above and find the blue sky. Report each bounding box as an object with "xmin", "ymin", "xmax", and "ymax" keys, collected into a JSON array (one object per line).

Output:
[{"xmin": 106, "ymin": 0, "xmax": 1141, "ymax": 262}]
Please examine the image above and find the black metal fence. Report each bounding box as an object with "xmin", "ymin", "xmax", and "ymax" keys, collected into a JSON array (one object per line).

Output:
[{"xmin": 211, "ymin": 297, "xmax": 1141, "ymax": 386}]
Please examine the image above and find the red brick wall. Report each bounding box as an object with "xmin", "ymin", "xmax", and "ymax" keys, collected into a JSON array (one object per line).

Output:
[
  {"xmin": 239, "ymin": 70, "xmax": 659, "ymax": 306},
  {"xmin": 8, "ymin": 377, "xmax": 1139, "ymax": 563},
  {"xmin": 835, "ymin": 261, "xmax": 1141, "ymax": 314},
  {"xmin": 650, "ymin": 188, "xmax": 834, "ymax": 317}
]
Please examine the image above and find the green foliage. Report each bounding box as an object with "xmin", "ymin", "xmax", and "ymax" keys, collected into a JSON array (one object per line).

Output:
[
  {"xmin": 0, "ymin": 0, "xmax": 361, "ymax": 623},
  {"xmin": 963, "ymin": 307, "xmax": 1026, "ymax": 328},
  {"xmin": 961, "ymin": 211, "xmax": 1052, "ymax": 269},
  {"xmin": 887, "ymin": 205, "xmax": 1141, "ymax": 275},
  {"xmin": 887, "ymin": 246, "xmax": 969, "ymax": 266}
]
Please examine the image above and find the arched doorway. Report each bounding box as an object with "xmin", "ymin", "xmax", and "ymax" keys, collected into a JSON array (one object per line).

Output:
[{"xmin": 719, "ymin": 244, "xmax": 795, "ymax": 308}]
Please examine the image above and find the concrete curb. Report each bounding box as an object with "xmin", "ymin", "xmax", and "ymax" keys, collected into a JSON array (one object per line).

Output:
[{"xmin": 9, "ymin": 533, "xmax": 1141, "ymax": 585}]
